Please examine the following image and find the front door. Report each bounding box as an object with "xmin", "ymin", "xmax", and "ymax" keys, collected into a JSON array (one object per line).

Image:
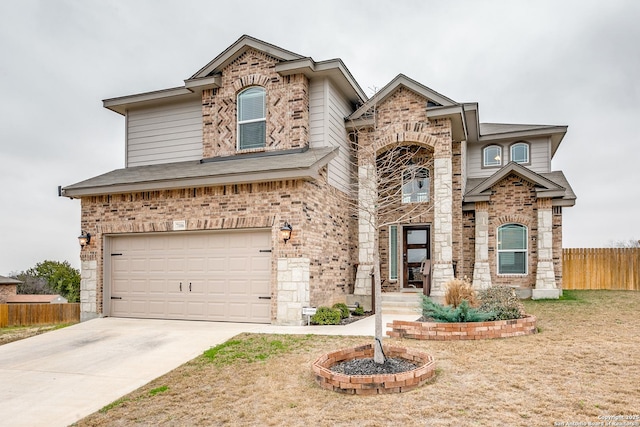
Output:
[{"xmin": 403, "ymin": 226, "xmax": 431, "ymax": 289}]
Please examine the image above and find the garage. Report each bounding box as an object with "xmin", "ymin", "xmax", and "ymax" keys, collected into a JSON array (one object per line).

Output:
[{"xmin": 106, "ymin": 230, "xmax": 272, "ymax": 323}]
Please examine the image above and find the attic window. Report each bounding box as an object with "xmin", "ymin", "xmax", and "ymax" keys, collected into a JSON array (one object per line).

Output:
[
  {"xmin": 237, "ymin": 87, "xmax": 266, "ymax": 150},
  {"xmin": 483, "ymin": 145, "xmax": 502, "ymax": 167},
  {"xmin": 426, "ymin": 100, "xmax": 441, "ymax": 108}
]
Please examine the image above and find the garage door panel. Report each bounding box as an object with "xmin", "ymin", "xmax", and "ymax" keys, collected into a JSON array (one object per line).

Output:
[{"xmin": 109, "ymin": 230, "xmax": 271, "ymax": 323}]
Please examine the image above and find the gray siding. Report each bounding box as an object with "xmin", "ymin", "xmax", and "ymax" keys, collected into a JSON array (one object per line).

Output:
[
  {"xmin": 126, "ymin": 99, "xmax": 203, "ymax": 167},
  {"xmin": 466, "ymin": 137, "xmax": 551, "ymax": 179},
  {"xmin": 309, "ymin": 78, "xmax": 354, "ymax": 193}
]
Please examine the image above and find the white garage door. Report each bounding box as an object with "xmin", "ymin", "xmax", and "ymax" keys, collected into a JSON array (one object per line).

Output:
[{"xmin": 108, "ymin": 230, "xmax": 272, "ymax": 323}]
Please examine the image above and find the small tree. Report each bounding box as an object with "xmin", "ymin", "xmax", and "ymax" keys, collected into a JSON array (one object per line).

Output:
[
  {"xmin": 10, "ymin": 270, "xmax": 53, "ymax": 295},
  {"xmin": 608, "ymin": 238, "xmax": 640, "ymax": 248},
  {"xmin": 27, "ymin": 260, "xmax": 80, "ymax": 302}
]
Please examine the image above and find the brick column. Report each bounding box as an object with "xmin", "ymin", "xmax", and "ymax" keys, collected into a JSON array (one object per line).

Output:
[
  {"xmin": 472, "ymin": 202, "xmax": 492, "ymax": 289},
  {"xmin": 532, "ymin": 198, "xmax": 560, "ymax": 299},
  {"xmin": 431, "ymin": 156, "xmax": 455, "ymax": 296}
]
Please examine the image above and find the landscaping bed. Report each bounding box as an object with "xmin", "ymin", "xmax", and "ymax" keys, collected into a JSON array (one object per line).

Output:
[{"xmin": 387, "ymin": 315, "xmax": 537, "ymax": 340}]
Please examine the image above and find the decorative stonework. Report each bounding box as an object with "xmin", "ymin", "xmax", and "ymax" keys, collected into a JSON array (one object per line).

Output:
[
  {"xmin": 276, "ymin": 257, "xmax": 310, "ymax": 325},
  {"xmin": 387, "ymin": 316, "xmax": 537, "ymax": 340},
  {"xmin": 431, "ymin": 157, "xmax": 454, "ymax": 295},
  {"xmin": 312, "ymin": 344, "xmax": 436, "ymax": 395},
  {"xmin": 80, "ymin": 259, "xmax": 98, "ymax": 321},
  {"xmin": 533, "ymin": 199, "xmax": 559, "ymax": 299},
  {"xmin": 472, "ymin": 207, "xmax": 492, "ymax": 289}
]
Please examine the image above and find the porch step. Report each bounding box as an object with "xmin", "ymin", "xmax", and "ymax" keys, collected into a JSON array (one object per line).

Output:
[{"xmin": 380, "ymin": 292, "xmax": 422, "ymax": 315}]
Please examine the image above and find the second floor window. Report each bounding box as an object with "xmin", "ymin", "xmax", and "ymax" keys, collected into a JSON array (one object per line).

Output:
[
  {"xmin": 402, "ymin": 167, "xmax": 430, "ymax": 203},
  {"xmin": 237, "ymin": 87, "xmax": 266, "ymax": 150},
  {"xmin": 483, "ymin": 145, "xmax": 502, "ymax": 167},
  {"xmin": 510, "ymin": 142, "xmax": 529, "ymax": 163}
]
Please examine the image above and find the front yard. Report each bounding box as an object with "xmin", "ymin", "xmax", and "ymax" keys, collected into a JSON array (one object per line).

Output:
[{"xmin": 75, "ymin": 291, "xmax": 639, "ymax": 426}]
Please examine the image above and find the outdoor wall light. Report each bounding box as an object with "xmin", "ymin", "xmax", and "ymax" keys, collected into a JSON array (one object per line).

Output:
[
  {"xmin": 280, "ymin": 222, "xmax": 293, "ymax": 244},
  {"xmin": 78, "ymin": 231, "xmax": 91, "ymax": 248}
]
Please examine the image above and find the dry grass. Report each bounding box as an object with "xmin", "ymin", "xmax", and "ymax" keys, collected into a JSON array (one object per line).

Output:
[
  {"xmin": 75, "ymin": 291, "xmax": 640, "ymax": 426},
  {"xmin": 0, "ymin": 324, "xmax": 71, "ymax": 345}
]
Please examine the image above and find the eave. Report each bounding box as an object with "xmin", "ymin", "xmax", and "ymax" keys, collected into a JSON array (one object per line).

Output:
[{"xmin": 61, "ymin": 147, "xmax": 338, "ymax": 198}]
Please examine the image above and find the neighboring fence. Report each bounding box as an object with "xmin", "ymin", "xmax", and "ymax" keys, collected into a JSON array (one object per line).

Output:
[
  {"xmin": 0, "ymin": 303, "xmax": 80, "ymax": 328},
  {"xmin": 563, "ymin": 248, "xmax": 640, "ymax": 290}
]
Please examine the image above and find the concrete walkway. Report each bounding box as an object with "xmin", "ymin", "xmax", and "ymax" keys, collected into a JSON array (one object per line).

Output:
[{"xmin": 0, "ymin": 313, "xmax": 417, "ymax": 427}]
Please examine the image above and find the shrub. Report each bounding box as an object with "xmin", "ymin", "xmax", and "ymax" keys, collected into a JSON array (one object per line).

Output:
[
  {"xmin": 332, "ymin": 303, "xmax": 350, "ymax": 319},
  {"xmin": 444, "ymin": 278, "xmax": 478, "ymax": 308},
  {"xmin": 477, "ymin": 285, "xmax": 526, "ymax": 320},
  {"xmin": 310, "ymin": 306, "xmax": 342, "ymax": 325},
  {"xmin": 352, "ymin": 306, "xmax": 365, "ymax": 316},
  {"xmin": 421, "ymin": 296, "xmax": 494, "ymax": 323}
]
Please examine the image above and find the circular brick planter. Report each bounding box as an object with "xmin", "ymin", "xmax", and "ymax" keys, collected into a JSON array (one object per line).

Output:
[
  {"xmin": 386, "ymin": 315, "xmax": 537, "ymax": 341},
  {"xmin": 312, "ymin": 343, "xmax": 436, "ymax": 395}
]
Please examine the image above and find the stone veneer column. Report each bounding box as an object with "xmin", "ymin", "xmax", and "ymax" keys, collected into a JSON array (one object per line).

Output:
[
  {"xmin": 276, "ymin": 257, "xmax": 310, "ymax": 325},
  {"xmin": 354, "ymin": 163, "xmax": 377, "ymax": 296},
  {"xmin": 431, "ymin": 156, "xmax": 455, "ymax": 296},
  {"xmin": 80, "ymin": 258, "xmax": 99, "ymax": 321},
  {"xmin": 472, "ymin": 202, "xmax": 492, "ymax": 289},
  {"xmin": 532, "ymin": 199, "xmax": 560, "ymax": 299}
]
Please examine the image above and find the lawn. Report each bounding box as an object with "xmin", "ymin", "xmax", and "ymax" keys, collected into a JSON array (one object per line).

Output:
[{"xmin": 75, "ymin": 291, "xmax": 640, "ymax": 426}]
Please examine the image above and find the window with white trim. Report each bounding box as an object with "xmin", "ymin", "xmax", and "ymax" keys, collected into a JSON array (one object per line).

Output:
[
  {"xmin": 497, "ymin": 223, "xmax": 528, "ymax": 275},
  {"xmin": 402, "ymin": 166, "xmax": 430, "ymax": 203},
  {"xmin": 389, "ymin": 225, "xmax": 398, "ymax": 280},
  {"xmin": 237, "ymin": 87, "xmax": 266, "ymax": 150},
  {"xmin": 510, "ymin": 142, "xmax": 529, "ymax": 164},
  {"xmin": 483, "ymin": 145, "xmax": 502, "ymax": 167}
]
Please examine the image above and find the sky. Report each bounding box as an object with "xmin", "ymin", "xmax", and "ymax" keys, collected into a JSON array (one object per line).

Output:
[{"xmin": 1, "ymin": 0, "xmax": 639, "ymax": 275}]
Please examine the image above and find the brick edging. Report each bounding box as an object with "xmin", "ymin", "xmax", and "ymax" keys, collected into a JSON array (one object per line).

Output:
[
  {"xmin": 386, "ymin": 315, "xmax": 537, "ymax": 340},
  {"xmin": 312, "ymin": 344, "xmax": 436, "ymax": 395}
]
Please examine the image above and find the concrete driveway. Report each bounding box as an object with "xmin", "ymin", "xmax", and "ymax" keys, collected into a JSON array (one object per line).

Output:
[
  {"xmin": 0, "ymin": 313, "xmax": 415, "ymax": 427},
  {"xmin": 0, "ymin": 318, "xmax": 265, "ymax": 427}
]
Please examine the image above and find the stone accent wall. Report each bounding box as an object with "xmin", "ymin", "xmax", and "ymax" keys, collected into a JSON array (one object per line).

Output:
[
  {"xmin": 472, "ymin": 204, "xmax": 492, "ymax": 289},
  {"xmin": 0, "ymin": 284, "xmax": 17, "ymax": 303},
  {"xmin": 79, "ymin": 259, "xmax": 98, "ymax": 321},
  {"xmin": 533, "ymin": 198, "xmax": 559, "ymax": 299},
  {"xmin": 487, "ymin": 174, "xmax": 538, "ymax": 290},
  {"xmin": 552, "ymin": 206, "xmax": 563, "ymax": 289},
  {"xmin": 276, "ymin": 257, "xmax": 310, "ymax": 325},
  {"xmin": 431, "ymin": 156, "xmax": 455, "ymax": 295},
  {"xmin": 79, "ymin": 171, "xmax": 355, "ymax": 323},
  {"xmin": 201, "ymin": 48, "xmax": 309, "ymax": 158}
]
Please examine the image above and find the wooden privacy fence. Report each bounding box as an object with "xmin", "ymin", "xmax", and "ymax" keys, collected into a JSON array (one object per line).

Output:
[
  {"xmin": 0, "ymin": 303, "xmax": 80, "ymax": 328},
  {"xmin": 563, "ymin": 248, "xmax": 640, "ymax": 290}
]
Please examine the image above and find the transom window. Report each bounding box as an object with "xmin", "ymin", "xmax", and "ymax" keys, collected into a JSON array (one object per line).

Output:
[
  {"xmin": 497, "ymin": 224, "xmax": 528, "ymax": 275},
  {"xmin": 402, "ymin": 167, "xmax": 430, "ymax": 203},
  {"xmin": 237, "ymin": 87, "xmax": 266, "ymax": 150},
  {"xmin": 511, "ymin": 142, "xmax": 529, "ymax": 163},
  {"xmin": 483, "ymin": 145, "xmax": 502, "ymax": 167}
]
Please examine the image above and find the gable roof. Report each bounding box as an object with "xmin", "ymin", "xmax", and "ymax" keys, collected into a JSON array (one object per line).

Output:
[
  {"xmin": 61, "ymin": 147, "xmax": 338, "ymax": 197},
  {"xmin": 104, "ymin": 35, "xmax": 366, "ymax": 115},
  {"xmin": 464, "ymin": 162, "xmax": 575, "ymax": 206},
  {"xmin": 348, "ymin": 73, "xmax": 458, "ymax": 122}
]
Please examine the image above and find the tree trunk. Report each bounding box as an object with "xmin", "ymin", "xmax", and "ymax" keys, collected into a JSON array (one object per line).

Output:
[{"xmin": 373, "ymin": 252, "xmax": 385, "ymax": 364}]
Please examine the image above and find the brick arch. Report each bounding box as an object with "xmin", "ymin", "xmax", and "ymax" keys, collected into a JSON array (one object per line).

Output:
[
  {"xmin": 232, "ymin": 74, "xmax": 271, "ymax": 93},
  {"xmin": 372, "ymin": 122, "xmax": 438, "ymax": 155},
  {"xmin": 492, "ymin": 214, "xmax": 534, "ymax": 229}
]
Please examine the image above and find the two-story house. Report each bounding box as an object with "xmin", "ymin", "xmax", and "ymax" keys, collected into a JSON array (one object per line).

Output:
[{"xmin": 62, "ymin": 35, "xmax": 575, "ymax": 324}]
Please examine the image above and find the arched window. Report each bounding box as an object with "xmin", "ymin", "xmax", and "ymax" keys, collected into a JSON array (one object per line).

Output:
[
  {"xmin": 497, "ymin": 224, "xmax": 528, "ymax": 275},
  {"xmin": 237, "ymin": 87, "xmax": 266, "ymax": 150},
  {"xmin": 483, "ymin": 145, "xmax": 502, "ymax": 167},
  {"xmin": 510, "ymin": 142, "xmax": 529, "ymax": 164},
  {"xmin": 402, "ymin": 166, "xmax": 430, "ymax": 203}
]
